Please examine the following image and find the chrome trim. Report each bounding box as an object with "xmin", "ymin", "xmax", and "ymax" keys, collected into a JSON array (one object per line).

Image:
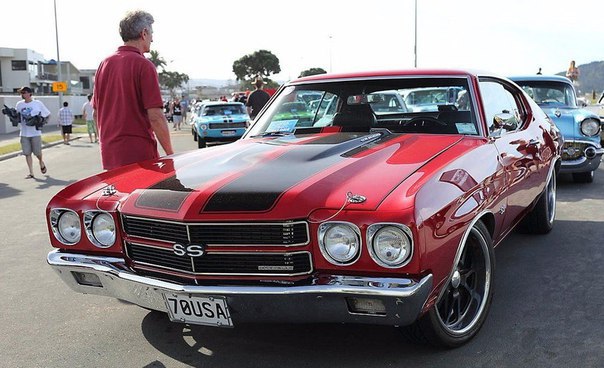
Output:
[
  {"xmin": 47, "ymin": 249, "xmax": 433, "ymax": 326},
  {"xmin": 366, "ymin": 223, "xmax": 414, "ymax": 268},
  {"xmin": 124, "ymin": 241, "xmax": 314, "ymax": 277},
  {"xmin": 49, "ymin": 208, "xmax": 81, "ymax": 246},
  {"xmin": 440, "ymin": 210, "xmax": 492, "ymax": 302},
  {"xmin": 121, "ymin": 215, "xmax": 310, "ymax": 247},
  {"xmin": 83, "ymin": 211, "xmax": 116, "ymax": 248},
  {"xmin": 317, "ymin": 221, "xmax": 362, "ymax": 266}
]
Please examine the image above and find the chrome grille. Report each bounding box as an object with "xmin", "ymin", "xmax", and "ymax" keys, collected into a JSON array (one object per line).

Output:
[
  {"xmin": 209, "ymin": 122, "xmax": 246, "ymax": 129},
  {"xmin": 122, "ymin": 216, "xmax": 309, "ymax": 246},
  {"xmin": 125, "ymin": 242, "xmax": 313, "ymax": 276},
  {"xmin": 562, "ymin": 141, "xmax": 589, "ymax": 160}
]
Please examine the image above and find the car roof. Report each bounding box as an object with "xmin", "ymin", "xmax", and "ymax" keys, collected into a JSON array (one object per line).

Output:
[
  {"xmin": 509, "ymin": 75, "xmax": 572, "ymax": 84},
  {"xmin": 203, "ymin": 101, "xmax": 245, "ymax": 107},
  {"xmin": 289, "ymin": 69, "xmax": 484, "ymax": 84}
]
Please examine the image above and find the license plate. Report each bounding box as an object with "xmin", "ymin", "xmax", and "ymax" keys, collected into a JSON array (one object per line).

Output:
[
  {"xmin": 163, "ymin": 293, "xmax": 233, "ymax": 327},
  {"xmin": 221, "ymin": 130, "xmax": 236, "ymax": 136}
]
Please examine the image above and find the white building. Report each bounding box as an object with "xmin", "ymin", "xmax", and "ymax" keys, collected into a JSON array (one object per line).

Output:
[
  {"xmin": 0, "ymin": 47, "xmax": 95, "ymax": 133},
  {"xmin": 0, "ymin": 47, "xmax": 88, "ymax": 95}
]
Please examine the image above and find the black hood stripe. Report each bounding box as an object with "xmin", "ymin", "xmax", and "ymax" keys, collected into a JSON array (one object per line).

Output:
[
  {"xmin": 202, "ymin": 135, "xmax": 383, "ymax": 212},
  {"xmin": 133, "ymin": 143, "xmax": 278, "ymax": 211}
]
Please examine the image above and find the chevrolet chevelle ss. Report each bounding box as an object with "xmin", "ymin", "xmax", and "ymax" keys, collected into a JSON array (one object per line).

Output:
[{"xmin": 46, "ymin": 70, "xmax": 562, "ymax": 347}]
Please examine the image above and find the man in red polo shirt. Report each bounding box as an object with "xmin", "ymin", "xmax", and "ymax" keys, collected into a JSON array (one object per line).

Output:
[{"xmin": 93, "ymin": 10, "xmax": 173, "ymax": 170}]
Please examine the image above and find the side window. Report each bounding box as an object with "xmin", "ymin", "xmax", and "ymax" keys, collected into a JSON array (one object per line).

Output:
[{"xmin": 479, "ymin": 80, "xmax": 522, "ymax": 136}]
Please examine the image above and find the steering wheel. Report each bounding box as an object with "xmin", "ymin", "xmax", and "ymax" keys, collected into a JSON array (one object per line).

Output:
[{"xmin": 403, "ymin": 116, "xmax": 447, "ymax": 127}]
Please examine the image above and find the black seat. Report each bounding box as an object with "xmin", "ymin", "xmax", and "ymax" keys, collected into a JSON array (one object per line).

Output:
[{"xmin": 332, "ymin": 103, "xmax": 377, "ymax": 132}]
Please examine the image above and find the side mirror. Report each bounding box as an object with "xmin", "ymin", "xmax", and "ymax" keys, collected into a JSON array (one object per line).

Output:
[{"xmin": 493, "ymin": 112, "xmax": 518, "ymax": 131}]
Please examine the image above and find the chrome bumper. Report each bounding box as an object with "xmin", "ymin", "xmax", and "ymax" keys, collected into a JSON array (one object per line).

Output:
[
  {"xmin": 47, "ymin": 250, "xmax": 433, "ymax": 327},
  {"xmin": 560, "ymin": 152, "xmax": 603, "ymax": 173}
]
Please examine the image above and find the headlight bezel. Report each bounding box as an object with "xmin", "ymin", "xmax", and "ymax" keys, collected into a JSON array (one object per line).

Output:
[
  {"xmin": 580, "ymin": 118, "xmax": 600, "ymax": 137},
  {"xmin": 84, "ymin": 211, "xmax": 116, "ymax": 248},
  {"xmin": 318, "ymin": 221, "xmax": 362, "ymax": 266},
  {"xmin": 367, "ymin": 223, "xmax": 413, "ymax": 268},
  {"xmin": 50, "ymin": 208, "xmax": 81, "ymax": 245}
]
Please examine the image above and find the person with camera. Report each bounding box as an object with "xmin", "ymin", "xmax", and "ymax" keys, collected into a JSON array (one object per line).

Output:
[{"xmin": 16, "ymin": 86, "xmax": 50, "ymax": 179}]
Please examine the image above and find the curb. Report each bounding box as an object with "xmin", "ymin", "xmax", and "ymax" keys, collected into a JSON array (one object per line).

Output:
[{"xmin": 0, "ymin": 136, "xmax": 83, "ymax": 162}]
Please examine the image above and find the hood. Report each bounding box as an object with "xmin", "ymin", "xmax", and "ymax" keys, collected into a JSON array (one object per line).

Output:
[
  {"xmin": 83, "ymin": 132, "xmax": 464, "ymax": 221},
  {"xmin": 540, "ymin": 106, "xmax": 595, "ymax": 141}
]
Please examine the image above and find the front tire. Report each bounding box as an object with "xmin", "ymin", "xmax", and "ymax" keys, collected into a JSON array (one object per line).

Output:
[
  {"xmin": 572, "ymin": 170, "xmax": 594, "ymax": 183},
  {"xmin": 197, "ymin": 138, "xmax": 207, "ymax": 149},
  {"xmin": 516, "ymin": 171, "xmax": 556, "ymax": 234},
  {"xmin": 192, "ymin": 128, "xmax": 198, "ymax": 141},
  {"xmin": 401, "ymin": 220, "xmax": 494, "ymax": 348}
]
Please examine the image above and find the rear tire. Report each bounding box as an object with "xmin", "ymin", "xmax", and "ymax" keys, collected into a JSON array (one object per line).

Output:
[
  {"xmin": 401, "ymin": 220, "xmax": 494, "ymax": 348},
  {"xmin": 516, "ymin": 171, "xmax": 556, "ymax": 234},
  {"xmin": 572, "ymin": 171, "xmax": 594, "ymax": 183}
]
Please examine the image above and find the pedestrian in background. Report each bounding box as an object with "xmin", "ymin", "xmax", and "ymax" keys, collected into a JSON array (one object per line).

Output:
[
  {"xmin": 246, "ymin": 76, "xmax": 270, "ymax": 120},
  {"xmin": 566, "ymin": 60, "xmax": 580, "ymax": 83},
  {"xmin": 82, "ymin": 94, "xmax": 98, "ymax": 143},
  {"xmin": 171, "ymin": 97, "xmax": 182, "ymax": 130},
  {"xmin": 93, "ymin": 10, "xmax": 173, "ymax": 170},
  {"xmin": 58, "ymin": 101, "xmax": 74, "ymax": 145},
  {"xmin": 15, "ymin": 86, "xmax": 50, "ymax": 179}
]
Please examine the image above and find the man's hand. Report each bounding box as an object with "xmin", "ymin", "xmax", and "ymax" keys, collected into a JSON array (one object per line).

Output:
[{"xmin": 147, "ymin": 107, "xmax": 174, "ymax": 156}]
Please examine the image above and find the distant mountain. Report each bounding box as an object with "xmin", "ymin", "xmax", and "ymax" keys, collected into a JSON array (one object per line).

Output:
[{"xmin": 556, "ymin": 61, "xmax": 604, "ymax": 95}]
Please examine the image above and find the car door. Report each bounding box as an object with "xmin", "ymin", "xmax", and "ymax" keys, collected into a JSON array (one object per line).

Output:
[{"xmin": 479, "ymin": 78, "xmax": 549, "ymax": 233}]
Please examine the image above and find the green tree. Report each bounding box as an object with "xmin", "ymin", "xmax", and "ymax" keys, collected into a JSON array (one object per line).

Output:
[
  {"xmin": 148, "ymin": 50, "xmax": 167, "ymax": 71},
  {"xmin": 232, "ymin": 49, "xmax": 281, "ymax": 82},
  {"xmin": 299, "ymin": 67, "xmax": 327, "ymax": 78},
  {"xmin": 159, "ymin": 70, "xmax": 190, "ymax": 94}
]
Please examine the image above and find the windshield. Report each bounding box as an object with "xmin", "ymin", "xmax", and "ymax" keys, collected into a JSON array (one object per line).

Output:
[
  {"xmin": 245, "ymin": 77, "xmax": 478, "ymax": 137},
  {"xmin": 200, "ymin": 104, "xmax": 247, "ymax": 116},
  {"xmin": 515, "ymin": 81, "xmax": 577, "ymax": 108}
]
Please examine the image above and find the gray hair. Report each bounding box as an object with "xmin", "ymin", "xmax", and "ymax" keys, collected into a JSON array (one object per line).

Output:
[{"xmin": 119, "ymin": 10, "xmax": 154, "ymax": 42}]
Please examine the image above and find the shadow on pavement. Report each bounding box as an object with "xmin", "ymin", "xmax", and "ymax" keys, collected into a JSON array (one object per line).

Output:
[{"xmin": 0, "ymin": 182, "xmax": 23, "ymax": 199}]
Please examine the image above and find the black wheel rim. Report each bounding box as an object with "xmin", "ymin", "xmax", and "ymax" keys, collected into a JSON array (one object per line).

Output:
[{"xmin": 436, "ymin": 226, "xmax": 491, "ymax": 335}]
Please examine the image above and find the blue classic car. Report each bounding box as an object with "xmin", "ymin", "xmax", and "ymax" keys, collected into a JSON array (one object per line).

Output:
[
  {"xmin": 191, "ymin": 101, "xmax": 250, "ymax": 148},
  {"xmin": 510, "ymin": 75, "xmax": 603, "ymax": 183}
]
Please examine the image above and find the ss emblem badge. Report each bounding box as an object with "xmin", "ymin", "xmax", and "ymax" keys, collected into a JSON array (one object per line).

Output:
[{"xmin": 172, "ymin": 243, "xmax": 206, "ymax": 257}]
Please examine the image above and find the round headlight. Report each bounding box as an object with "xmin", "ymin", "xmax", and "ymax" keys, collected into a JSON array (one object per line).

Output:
[
  {"xmin": 581, "ymin": 118, "xmax": 600, "ymax": 137},
  {"xmin": 200, "ymin": 124, "xmax": 208, "ymax": 130},
  {"xmin": 57, "ymin": 211, "xmax": 81, "ymax": 244},
  {"xmin": 369, "ymin": 225, "xmax": 412, "ymax": 268},
  {"xmin": 320, "ymin": 223, "xmax": 360, "ymax": 265},
  {"xmin": 92, "ymin": 213, "xmax": 116, "ymax": 247}
]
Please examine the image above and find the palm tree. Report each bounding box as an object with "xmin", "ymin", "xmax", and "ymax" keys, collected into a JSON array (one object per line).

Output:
[{"xmin": 148, "ymin": 50, "xmax": 167, "ymax": 71}]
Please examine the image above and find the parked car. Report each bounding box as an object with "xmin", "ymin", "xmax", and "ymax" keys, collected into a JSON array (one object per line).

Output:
[
  {"xmin": 46, "ymin": 69, "xmax": 561, "ymax": 348},
  {"xmin": 402, "ymin": 86, "xmax": 465, "ymax": 112},
  {"xmin": 510, "ymin": 75, "xmax": 603, "ymax": 182},
  {"xmin": 191, "ymin": 101, "xmax": 250, "ymax": 148}
]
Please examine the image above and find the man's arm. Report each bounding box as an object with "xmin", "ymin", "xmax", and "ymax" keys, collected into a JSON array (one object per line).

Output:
[{"xmin": 148, "ymin": 107, "xmax": 174, "ymax": 156}]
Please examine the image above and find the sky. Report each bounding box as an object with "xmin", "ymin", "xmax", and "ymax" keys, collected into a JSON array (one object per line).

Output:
[{"xmin": 2, "ymin": 0, "xmax": 603, "ymax": 83}]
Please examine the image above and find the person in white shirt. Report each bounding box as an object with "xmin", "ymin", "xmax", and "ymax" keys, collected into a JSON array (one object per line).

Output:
[
  {"xmin": 58, "ymin": 101, "xmax": 74, "ymax": 145},
  {"xmin": 15, "ymin": 86, "xmax": 51, "ymax": 179},
  {"xmin": 82, "ymin": 94, "xmax": 97, "ymax": 143}
]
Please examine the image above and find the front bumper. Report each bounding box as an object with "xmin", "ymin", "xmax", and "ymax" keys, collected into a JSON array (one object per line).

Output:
[
  {"xmin": 47, "ymin": 250, "xmax": 432, "ymax": 327},
  {"xmin": 560, "ymin": 143, "xmax": 603, "ymax": 174}
]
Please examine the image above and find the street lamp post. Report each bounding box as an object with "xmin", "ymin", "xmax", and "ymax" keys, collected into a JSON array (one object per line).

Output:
[
  {"xmin": 414, "ymin": 0, "xmax": 417, "ymax": 68},
  {"xmin": 53, "ymin": 0, "xmax": 63, "ymax": 104},
  {"xmin": 328, "ymin": 35, "xmax": 333, "ymax": 73}
]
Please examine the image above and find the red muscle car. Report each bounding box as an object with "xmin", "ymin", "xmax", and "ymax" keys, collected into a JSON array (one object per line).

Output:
[{"xmin": 46, "ymin": 70, "xmax": 562, "ymax": 347}]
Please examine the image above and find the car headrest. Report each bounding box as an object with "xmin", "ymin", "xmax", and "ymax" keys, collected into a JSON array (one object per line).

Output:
[{"xmin": 332, "ymin": 103, "xmax": 377, "ymax": 132}]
